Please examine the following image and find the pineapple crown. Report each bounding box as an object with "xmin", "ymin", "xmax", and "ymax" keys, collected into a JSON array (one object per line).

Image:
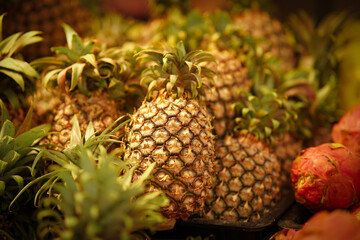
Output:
[
  {"xmin": 139, "ymin": 41, "xmax": 215, "ymax": 99},
  {"xmin": 31, "ymin": 23, "xmax": 129, "ymax": 98},
  {"xmin": 287, "ymin": 11, "xmax": 356, "ymax": 123},
  {"xmin": 35, "ymin": 146, "xmax": 168, "ymax": 239},
  {"xmin": 232, "ymin": 89, "xmax": 295, "ymax": 144},
  {"xmin": 0, "ymin": 100, "xmax": 50, "ymax": 213},
  {"xmin": 206, "ymin": 10, "xmax": 254, "ymax": 53},
  {"xmin": 13, "ymin": 116, "xmax": 167, "ymax": 239},
  {"xmin": 0, "ymin": 13, "xmax": 42, "ymax": 109},
  {"xmin": 151, "ymin": 9, "xmax": 211, "ymax": 52},
  {"xmin": 289, "ymin": 11, "xmax": 360, "ymax": 132}
]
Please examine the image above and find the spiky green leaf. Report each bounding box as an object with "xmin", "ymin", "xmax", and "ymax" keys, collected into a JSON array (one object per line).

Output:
[
  {"xmin": 0, "ymin": 120, "xmax": 15, "ymax": 138},
  {"xmin": 11, "ymin": 175, "xmax": 24, "ymax": 190},
  {"xmin": 15, "ymin": 104, "xmax": 33, "ymax": 137},
  {"xmin": 0, "ymin": 69, "xmax": 24, "ymax": 91},
  {"xmin": 0, "ymin": 13, "xmax": 5, "ymax": 42},
  {"xmin": 8, "ymin": 31, "xmax": 42, "ymax": 57},
  {"xmin": 80, "ymin": 54, "xmax": 97, "ymax": 69},
  {"xmin": 62, "ymin": 23, "xmax": 78, "ymax": 49},
  {"xmin": 69, "ymin": 115, "xmax": 82, "ymax": 148},
  {"xmin": 272, "ymin": 119, "xmax": 280, "ymax": 130},
  {"xmin": 84, "ymin": 121, "xmax": 95, "ymax": 142},
  {"xmin": 264, "ymin": 126, "xmax": 272, "ymax": 137},
  {"xmin": 0, "ymin": 161, "xmax": 8, "ymax": 176},
  {"xmin": 0, "ymin": 180, "xmax": 5, "ymax": 196},
  {"xmin": 82, "ymin": 41, "xmax": 94, "ymax": 55},
  {"xmin": 71, "ymin": 34, "xmax": 84, "ymax": 55},
  {"xmin": 14, "ymin": 124, "xmax": 51, "ymax": 150},
  {"xmin": 0, "ymin": 32, "xmax": 21, "ymax": 54},
  {"xmin": 51, "ymin": 46, "xmax": 79, "ymax": 62},
  {"xmin": 0, "ymin": 99, "xmax": 10, "ymax": 126},
  {"xmin": 0, "ymin": 57, "xmax": 39, "ymax": 78},
  {"xmin": 3, "ymin": 149, "xmax": 20, "ymax": 165},
  {"xmin": 70, "ymin": 63, "xmax": 86, "ymax": 91},
  {"xmin": 43, "ymin": 69, "xmax": 62, "ymax": 88}
]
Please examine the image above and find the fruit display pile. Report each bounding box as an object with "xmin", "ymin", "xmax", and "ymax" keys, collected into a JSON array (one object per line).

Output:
[{"xmin": 1, "ymin": 0, "xmax": 360, "ymax": 239}]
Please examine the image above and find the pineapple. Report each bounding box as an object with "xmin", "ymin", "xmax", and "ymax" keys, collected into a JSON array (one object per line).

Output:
[
  {"xmin": 201, "ymin": 11, "xmax": 255, "ymax": 138},
  {"xmin": 1, "ymin": 0, "xmax": 91, "ymax": 60},
  {"xmin": 287, "ymin": 11, "xmax": 357, "ymax": 146},
  {"xmin": 273, "ymin": 133, "xmax": 302, "ymax": 185},
  {"xmin": 0, "ymin": 13, "xmax": 42, "ymax": 128},
  {"xmin": 204, "ymin": 90, "xmax": 291, "ymax": 222},
  {"xmin": 0, "ymin": 101, "xmax": 50, "ymax": 239},
  {"xmin": 233, "ymin": 8, "xmax": 295, "ymax": 72},
  {"xmin": 32, "ymin": 24, "xmax": 140, "ymax": 150},
  {"xmin": 203, "ymin": 49, "xmax": 252, "ymax": 138},
  {"xmin": 124, "ymin": 42, "xmax": 216, "ymax": 221},
  {"xmin": 150, "ymin": 10, "xmax": 254, "ymax": 138}
]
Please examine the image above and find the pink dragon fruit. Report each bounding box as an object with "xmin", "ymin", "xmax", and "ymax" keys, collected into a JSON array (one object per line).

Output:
[
  {"xmin": 291, "ymin": 143, "xmax": 360, "ymax": 212},
  {"xmin": 271, "ymin": 210, "xmax": 360, "ymax": 240},
  {"xmin": 331, "ymin": 104, "xmax": 360, "ymax": 156},
  {"xmin": 350, "ymin": 202, "xmax": 360, "ymax": 220}
]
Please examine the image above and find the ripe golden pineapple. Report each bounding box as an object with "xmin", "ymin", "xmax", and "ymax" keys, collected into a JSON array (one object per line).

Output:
[
  {"xmin": 34, "ymin": 24, "xmax": 133, "ymax": 149},
  {"xmin": 2, "ymin": 0, "xmax": 91, "ymax": 60},
  {"xmin": 204, "ymin": 90, "xmax": 290, "ymax": 222},
  {"xmin": 124, "ymin": 42, "xmax": 216, "ymax": 221},
  {"xmin": 233, "ymin": 9, "xmax": 295, "ymax": 72}
]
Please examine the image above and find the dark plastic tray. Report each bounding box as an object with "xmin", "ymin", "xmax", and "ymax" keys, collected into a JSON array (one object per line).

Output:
[
  {"xmin": 277, "ymin": 202, "xmax": 313, "ymax": 230},
  {"xmin": 151, "ymin": 187, "xmax": 295, "ymax": 240}
]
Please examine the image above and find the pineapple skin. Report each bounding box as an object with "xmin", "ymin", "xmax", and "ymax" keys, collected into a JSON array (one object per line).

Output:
[
  {"xmin": 234, "ymin": 9, "xmax": 295, "ymax": 72},
  {"xmin": 205, "ymin": 133, "xmax": 282, "ymax": 222},
  {"xmin": 203, "ymin": 50, "xmax": 252, "ymax": 138},
  {"xmin": 43, "ymin": 92, "xmax": 124, "ymax": 149},
  {"xmin": 273, "ymin": 133, "xmax": 303, "ymax": 186},
  {"xmin": 125, "ymin": 90, "xmax": 216, "ymax": 220}
]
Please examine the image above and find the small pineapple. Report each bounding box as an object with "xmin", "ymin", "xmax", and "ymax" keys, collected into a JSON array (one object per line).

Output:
[
  {"xmin": 233, "ymin": 8, "xmax": 295, "ymax": 72},
  {"xmin": 124, "ymin": 42, "xmax": 216, "ymax": 221},
  {"xmin": 203, "ymin": 49, "xmax": 252, "ymax": 138},
  {"xmin": 0, "ymin": 101, "xmax": 50, "ymax": 239},
  {"xmin": 0, "ymin": 13, "xmax": 42, "ymax": 128},
  {"xmin": 273, "ymin": 133, "xmax": 302, "ymax": 185},
  {"xmin": 201, "ymin": 11, "xmax": 255, "ymax": 138},
  {"xmin": 32, "ymin": 24, "xmax": 140, "ymax": 150},
  {"xmin": 204, "ymin": 90, "xmax": 290, "ymax": 222}
]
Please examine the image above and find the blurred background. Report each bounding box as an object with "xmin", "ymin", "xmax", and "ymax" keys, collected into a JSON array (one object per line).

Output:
[{"xmin": 1, "ymin": 0, "xmax": 360, "ymax": 112}]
